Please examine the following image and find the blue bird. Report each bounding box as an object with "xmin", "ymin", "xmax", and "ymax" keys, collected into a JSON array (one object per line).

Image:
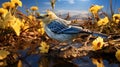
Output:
[{"xmin": 37, "ymin": 10, "xmax": 108, "ymax": 50}]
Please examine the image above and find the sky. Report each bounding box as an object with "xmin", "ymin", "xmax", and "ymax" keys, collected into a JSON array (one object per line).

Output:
[{"xmin": 0, "ymin": 0, "xmax": 120, "ymax": 16}]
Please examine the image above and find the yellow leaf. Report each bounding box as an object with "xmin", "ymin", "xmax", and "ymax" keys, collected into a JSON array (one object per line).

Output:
[
  {"xmin": 28, "ymin": 15, "xmax": 36, "ymax": 20},
  {"xmin": 0, "ymin": 8, "xmax": 8, "ymax": 17},
  {"xmin": 10, "ymin": 18, "xmax": 22, "ymax": 36},
  {"xmin": 39, "ymin": 41, "xmax": 49, "ymax": 53},
  {"xmin": 115, "ymin": 47, "xmax": 120, "ymax": 62},
  {"xmin": 22, "ymin": 23, "xmax": 29, "ymax": 32},
  {"xmin": 91, "ymin": 58, "xmax": 104, "ymax": 67},
  {"xmin": 0, "ymin": 12, "xmax": 15, "ymax": 29},
  {"xmin": 40, "ymin": 21, "xmax": 44, "ymax": 27},
  {"xmin": 37, "ymin": 28, "xmax": 45, "ymax": 35},
  {"xmin": 0, "ymin": 50, "xmax": 10, "ymax": 60},
  {"xmin": 17, "ymin": 60, "xmax": 22, "ymax": 67}
]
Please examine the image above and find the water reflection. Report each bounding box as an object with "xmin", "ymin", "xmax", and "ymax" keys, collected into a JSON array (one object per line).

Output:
[
  {"xmin": 39, "ymin": 56, "xmax": 78, "ymax": 67},
  {"xmin": 16, "ymin": 52, "xmax": 120, "ymax": 67},
  {"xmin": 91, "ymin": 58, "xmax": 104, "ymax": 67},
  {"xmin": 21, "ymin": 55, "xmax": 120, "ymax": 67}
]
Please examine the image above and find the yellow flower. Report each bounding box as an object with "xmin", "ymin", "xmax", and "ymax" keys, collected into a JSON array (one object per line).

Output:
[
  {"xmin": 0, "ymin": 8, "xmax": 8, "ymax": 17},
  {"xmin": 2, "ymin": 2, "xmax": 15, "ymax": 9},
  {"xmin": 89, "ymin": 5, "xmax": 103, "ymax": 15},
  {"xmin": 97, "ymin": 17, "xmax": 109, "ymax": 26},
  {"xmin": 11, "ymin": 0, "xmax": 22, "ymax": 7},
  {"xmin": 39, "ymin": 41, "xmax": 49, "ymax": 53},
  {"xmin": 115, "ymin": 48, "xmax": 120, "ymax": 62},
  {"xmin": 92, "ymin": 37, "xmax": 104, "ymax": 51},
  {"xmin": 112, "ymin": 14, "xmax": 120, "ymax": 24},
  {"xmin": 30, "ymin": 6, "xmax": 38, "ymax": 11}
]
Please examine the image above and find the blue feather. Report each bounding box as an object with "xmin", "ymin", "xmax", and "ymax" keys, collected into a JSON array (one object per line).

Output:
[
  {"xmin": 46, "ymin": 19, "xmax": 108, "ymax": 39},
  {"xmin": 58, "ymin": 27, "xmax": 82, "ymax": 34},
  {"xmin": 47, "ymin": 20, "xmax": 84, "ymax": 34},
  {"xmin": 47, "ymin": 20, "xmax": 67, "ymax": 33}
]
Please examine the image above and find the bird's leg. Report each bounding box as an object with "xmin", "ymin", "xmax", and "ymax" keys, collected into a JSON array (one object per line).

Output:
[
  {"xmin": 51, "ymin": 42, "xmax": 70, "ymax": 51},
  {"xmin": 83, "ymin": 35, "xmax": 92, "ymax": 46},
  {"xmin": 60, "ymin": 41, "xmax": 73, "ymax": 51}
]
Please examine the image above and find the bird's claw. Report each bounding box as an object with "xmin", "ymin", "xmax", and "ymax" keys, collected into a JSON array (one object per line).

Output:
[{"xmin": 60, "ymin": 45, "xmax": 72, "ymax": 51}]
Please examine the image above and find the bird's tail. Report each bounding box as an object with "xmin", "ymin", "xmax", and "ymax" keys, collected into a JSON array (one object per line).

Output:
[{"xmin": 92, "ymin": 32, "xmax": 108, "ymax": 38}]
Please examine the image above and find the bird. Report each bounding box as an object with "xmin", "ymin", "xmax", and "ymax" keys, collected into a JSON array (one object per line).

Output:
[{"xmin": 36, "ymin": 10, "xmax": 108, "ymax": 50}]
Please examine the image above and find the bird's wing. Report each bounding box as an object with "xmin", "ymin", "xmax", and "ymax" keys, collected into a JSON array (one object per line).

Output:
[
  {"xmin": 47, "ymin": 20, "xmax": 108, "ymax": 38},
  {"xmin": 47, "ymin": 20, "xmax": 68, "ymax": 34},
  {"xmin": 47, "ymin": 20, "xmax": 89, "ymax": 34},
  {"xmin": 59, "ymin": 26, "xmax": 91, "ymax": 34}
]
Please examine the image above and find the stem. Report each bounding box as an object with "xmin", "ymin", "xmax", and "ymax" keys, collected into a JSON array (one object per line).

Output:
[{"xmin": 110, "ymin": 0, "xmax": 114, "ymax": 16}]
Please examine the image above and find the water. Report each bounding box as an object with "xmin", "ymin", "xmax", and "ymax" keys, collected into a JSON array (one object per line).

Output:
[{"xmin": 16, "ymin": 54, "xmax": 120, "ymax": 67}]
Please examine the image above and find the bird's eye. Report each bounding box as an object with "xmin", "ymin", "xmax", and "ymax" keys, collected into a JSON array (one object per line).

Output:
[{"xmin": 46, "ymin": 14, "xmax": 49, "ymax": 17}]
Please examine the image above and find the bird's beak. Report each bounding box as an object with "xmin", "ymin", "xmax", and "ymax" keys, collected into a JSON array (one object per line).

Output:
[{"xmin": 36, "ymin": 15, "xmax": 45, "ymax": 19}]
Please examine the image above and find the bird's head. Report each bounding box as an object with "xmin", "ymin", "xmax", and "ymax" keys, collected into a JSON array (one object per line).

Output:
[{"xmin": 36, "ymin": 10, "xmax": 58, "ymax": 24}]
